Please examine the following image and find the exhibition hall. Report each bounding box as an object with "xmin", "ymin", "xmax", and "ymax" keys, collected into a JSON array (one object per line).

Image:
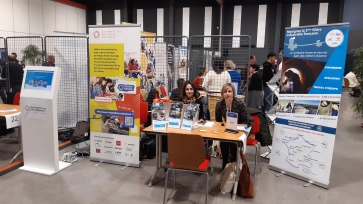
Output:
[{"xmin": 0, "ymin": 0, "xmax": 363, "ymax": 203}]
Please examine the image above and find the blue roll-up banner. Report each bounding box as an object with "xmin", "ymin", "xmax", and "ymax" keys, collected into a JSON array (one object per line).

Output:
[{"xmin": 269, "ymin": 23, "xmax": 350, "ymax": 188}]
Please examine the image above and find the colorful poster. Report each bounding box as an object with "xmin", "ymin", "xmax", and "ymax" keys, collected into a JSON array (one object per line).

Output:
[
  {"xmin": 269, "ymin": 23, "xmax": 350, "ymax": 187},
  {"xmin": 89, "ymin": 25, "xmax": 141, "ymax": 166},
  {"xmin": 178, "ymin": 46, "xmax": 188, "ymax": 79}
]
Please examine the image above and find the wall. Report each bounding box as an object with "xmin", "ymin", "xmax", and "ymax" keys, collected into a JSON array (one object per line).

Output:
[{"xmin": 0, "ymin": 0, "xmax": 87, "ymax": 38}]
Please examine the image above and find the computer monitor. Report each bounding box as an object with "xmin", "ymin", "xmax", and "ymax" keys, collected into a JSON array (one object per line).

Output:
[{"xmin": 24, "ymin": 70, "xmax": 54, "ymax": 91}]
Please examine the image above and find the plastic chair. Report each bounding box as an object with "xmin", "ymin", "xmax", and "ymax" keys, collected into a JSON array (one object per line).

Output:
[
  {"xmin": 247, "ymin": 115, "xmax": 262, "ymax": 176},
  {"xmin": 13, "ymin": 92, "xmax": 20, "ymax": 105},
  {"xmin": 163, "ymin": 133, "xmax": 213, "ymax": 204},
  {"xmin": 140, "ymin": 102, "xmax": 148, "ymax": 131}
]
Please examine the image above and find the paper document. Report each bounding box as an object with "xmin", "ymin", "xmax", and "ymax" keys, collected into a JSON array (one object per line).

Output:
[{"xmin": 204, "ymin": 121, "xmax": 214, "ymax": 127}]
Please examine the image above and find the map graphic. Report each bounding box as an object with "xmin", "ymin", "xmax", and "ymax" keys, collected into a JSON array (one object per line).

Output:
[{"xmin": 274, "ymin": 129, "xmax": 327, "ymax": 176}]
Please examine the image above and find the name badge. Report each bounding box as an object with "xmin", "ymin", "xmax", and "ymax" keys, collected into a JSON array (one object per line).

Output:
[{"xmin": 226, "ymin": 112, "xmax": 238, "ymax": 132}]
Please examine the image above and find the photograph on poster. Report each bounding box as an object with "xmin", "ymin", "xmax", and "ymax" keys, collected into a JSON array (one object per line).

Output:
[
  {"xmin": 317, "ymin": 101, "xmax": 340, "ymax": 116},
  {"xmin": 152, "ymin": 103, "xmax": 165, "ymax": 121},
  {"xmin": 276, "ymin": 100, "xmax": 294, "ymax": 113},
  {"xmin": 102, "ymin": 115, "xmax": 131, "ymax": 135},
  {"xmin": 280, "ymin": 58, "xmax": 326, "ymax": 94},
  {"xmin": 124, "ymin": 52, "xmax": 141, "ymax": 78},
  {"xmin": 24, "ymin": 70, "xmax": 54, "ymax": 91},
  {"xmin": 183, "ymin": 103, "xmax": 200, "ymax": 121},
  {"xmin": 89, "ymin": 77, "xmax": 124, "ymax": 101},
  {"xmin": 292, "ymin": 100, "xmax": 320, "ymax": 115},
  {"xmin": 169, "ymin": 102, "xmax": 183, "ymax": 119}
]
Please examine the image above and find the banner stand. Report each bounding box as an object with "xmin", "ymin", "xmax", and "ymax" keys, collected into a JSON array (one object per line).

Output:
[
  {"xmin": 19, "ymin": 66, "xmax": 71, "ymax": 176},
  {"xmin": 269, "ymin": 23, "xmax": 350, "ymax": 189}
]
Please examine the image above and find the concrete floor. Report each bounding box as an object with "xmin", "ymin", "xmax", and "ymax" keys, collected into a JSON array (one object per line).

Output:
[{"xmin": 0, "ymin": 92, "xmax": 362, "ymax": 204}]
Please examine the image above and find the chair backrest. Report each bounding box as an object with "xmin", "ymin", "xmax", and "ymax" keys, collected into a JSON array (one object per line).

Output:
[
  {"xmin": 140, "ymin": 102, "xmax": 148, "ymax": 124},
  {"xmin": 251, "ymin": 115, "xmax": 260, "ymax": 134},
  {"xmin": 13, "ymin": 92, "xmax": 20, "ymax": 105},
  {"xmin": 207, "ymin": 93, "xmax": 222, "ymax": 121},
  {"xmin": 344, "ymin": 78, "xmax": 350, "ymax": 88},
  {"xmin": 168, "ymin": 133, "xmax": 206, "ymax": 171}
]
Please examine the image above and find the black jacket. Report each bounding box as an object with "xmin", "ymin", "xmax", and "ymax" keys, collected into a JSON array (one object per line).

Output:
[
  {"xmin": 249, "ymin": 72, "xmax": 263, "ymax": 91},
  {"xmin": 1, "ymin": 63, "xmax": 24, "ymax": 89},
  {"xmin": 215, "ymin": 98, "xmax": 254, "ymax": 126},
  {"xmin": 262, "ymin": 61, "xmax": 274, "ymax": 87},
  {"xmin": 170, "ymin": 88, "xmax": 182, "ymax": 102}
]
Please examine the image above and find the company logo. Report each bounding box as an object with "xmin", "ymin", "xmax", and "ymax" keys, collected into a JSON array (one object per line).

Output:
[
  {"xmin": 115, "ymin": 151, "xmax": 122, "ymax": 155},
  {"xmin": 94, "ymin": 31, "xmax": 100, "ymax": 38},
  {"xmin": 317, "ymin": 126, "xmax": 322, "ymax": 132},
  {"xmin": 116, "ymin": 141, "xmax": 121, "ymax": 146},
  {"xmin": 115, "ymin": 147, "xmax": 122, "ymax": 150},
  {"xmin": 25, "ymin": 105, "xmax": 29, "ymax": 111},
  {"xmin": 128, "ymin": 143, "xmax": 135, "ymax": 147},
  {"xmin": 94, "ymin": 139, "xmax": 102, "ymax": 143},
  {"xmin": 96, "ymin": 149, "xmax": 101, "ymax": 153},
  {"xmin": 325, "ymin": 29, "xmax": 344, "ymax": 48},
  {"xmin": 105, "ymin": 140, "xmax": 112, "ymax": 144},
  {"xmin": 104, "ymin": 150, "xmax": 112, "ymax": 154},
  {"xmin": 24, "ymin": 105, "xmax": 46, "ymax": 113},
  {"xmin": 126, "ymin": 147, "xmax": 133, "ymax": 152},
  {"xmin": 117, "ymin": 84, "xmax": 135, "ymax": 92},
  {"xmin": 95, "ymin": 143, "xmax": 101, "ymax": 147},
  {"xmin": 130, "ymin": 154, "xmax": 133, "ymax": 157},
  {"xmin": 104, "ymin": 146, "xmax": 113, "ymax": 149},
  {"xmin": 125, "ymin": 153, "xmax": 129, "ymax": 156}
]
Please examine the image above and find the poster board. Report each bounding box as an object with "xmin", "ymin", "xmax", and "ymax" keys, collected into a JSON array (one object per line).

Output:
[
  {"xmin": 269, "ymin": 23, "xmax": 350, "ymax": 188},
  {"xmin": 89, "ymin": 25, "xmax": 141, "ymax": 167}
]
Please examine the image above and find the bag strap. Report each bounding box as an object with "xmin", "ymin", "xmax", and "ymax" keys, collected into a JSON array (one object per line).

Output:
[{"xmin": 240, "ymin": 150, "xmax": 250, "ymax": 175}]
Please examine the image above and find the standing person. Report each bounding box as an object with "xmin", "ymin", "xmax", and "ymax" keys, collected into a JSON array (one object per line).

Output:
[
  {"xmin": 278, "ymin": 50, "xmax": 284, "ymax": 71},
  {"xmin": 202, "ymin": 57, "xmax": 231, "ymax": 93},
  {"xmin": 170, "ymin": 78, "xmax": 185, "ymax": 101},
  {"xmin": 11, "ymin": 53, "xmax": 19, "ymax": 64},
  {"xmin": 128, "ymin": 59, "xmax": 139, "ymax": 78},
  {"xmin": 224, "ymin": 60, "xmax": 242, "ymax": 95},
  {"xmin": 262, "ymin": 52, "xmax": 276, "ymax": 113},
  {"xmin": 247, "ymin": 64, "xmax": 264, "ymax": 109},
  {"xmin": 215, "ymin": 83, "xmax": 254, "ymax": 170},
  {"xmin": 42, "ymin": 54, "xmax": 55, "ymax": 67},
  {"xmin": 193, "ymin": 67, "xmax": 207, "ymax": 90},
  {"xmin": 4, "ymin": 54, "xmax": 23, "ymax": 93}
]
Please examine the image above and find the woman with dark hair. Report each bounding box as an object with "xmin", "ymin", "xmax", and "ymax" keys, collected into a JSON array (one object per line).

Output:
[
  {"xmin": 247, "ymin": 64, "xmax": 264, "ymax": 109},
  {"xmin": 202, "ymin": 57, "xmax": 231, "ymax": 93},
  {"xmin": 215, "ymin": 83, "xmax": 254, "ymax": 170},
  {"xmin": 170, "ymin": 78, "xmax": 185, "ymax": 101},
  {"xmin": 180, "ymin": 81, "xmax": 205, "ymax": 120}
]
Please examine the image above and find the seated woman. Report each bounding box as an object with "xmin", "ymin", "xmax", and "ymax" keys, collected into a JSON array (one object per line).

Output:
[
  {"xmin": 180, "ymin": 81, "xmax": 205, "ymax": 120},
  {"xmin": 215, "ymin": 83, "xmax": 254, "ymax": 170}
]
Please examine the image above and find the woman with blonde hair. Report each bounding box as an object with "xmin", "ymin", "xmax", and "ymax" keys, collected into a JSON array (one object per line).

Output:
[
  {"xmin": 224, "ymin": 60, "xmax": 242, "ymax": 95},
  {"xmin": 215, "ymin": 83, "xmax": 254, "ymax": 169}
]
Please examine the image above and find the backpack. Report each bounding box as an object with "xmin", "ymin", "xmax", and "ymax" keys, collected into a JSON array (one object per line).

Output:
[
  {"xmin": 71, "ymin": 121, "xmax": 90, "ymax": 144},
  {"xmin": 58, "ymin": 127, "xmax": 74, "ymax": 141},
  {"xmin": 140, "ymin": 132, "xmax": 156, "ymax": 159},
  {"xmin": 247, "ymin": 108, "xmax": 272, "ymax": 146}
]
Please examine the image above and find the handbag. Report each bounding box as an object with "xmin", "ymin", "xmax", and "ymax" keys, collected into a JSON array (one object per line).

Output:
[{"xmin": 237, "ymin": 150, "xmax": 254, "ymax": 198}]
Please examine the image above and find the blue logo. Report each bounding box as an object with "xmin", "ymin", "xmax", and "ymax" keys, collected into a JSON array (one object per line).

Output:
[
  {"xmin": 118, "ymin": 84, "xmax": 135, "ymax": 92},
  {"xmin": 154, "ymin": 124, "xmax": 166, "ymax": 128},
  {"xmin": 169, "ymin": 122, "xmax": 179, "ymax": 126}
]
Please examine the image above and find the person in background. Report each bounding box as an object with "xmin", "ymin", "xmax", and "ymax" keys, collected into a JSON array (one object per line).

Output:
[
  {"xmin": 215, "ymin": 83, "xmax": 254, "ymax": 170},
  {"xmin": 278, "ymin": 50, "xmax": 284, "ymax": 71},
  {"xmin": 3, "ymin": 54, "xmax": 23, "ymax": 93},
  {"xmin": 202, "ymin": 57, "xmax": 231, "ymax": 93},
  {"xmin": 247, "ymin": 64, "xmax": 263, "ymax": 109},
  {"xmin": 42, "ymin": 54, "xmax": 55, "ymax": 67},
  {"xmin": 104, "ymin": 78, "xmax": 113, "ymax": 94},
  {"xmin": 250, "ymin": 55, "xmax": 256, "ymax": 65},
  {"xmin": 193, "ymin": 67, "xmax": 207, "ymax": 90},
  {"xmin": 170, "ymin": 78, "xmax": 185, "ymax": 101},
  {"xmin": 262, "ymin": 52, "xmax": 276, "ymax": 113},
  {"xmin": 89, "ymin": 77, "xmax": 103, "ymax": 99},
  {"xmin": 345, "ymin": 70, "xmax": 361, "ymax": 96},
  {"xmin": 224, "ymin": 60, "xmax": 242, "ymax": 95},
  {"xmin": 180, "ymin": 81, "xmax": 205, "ymax": 120},
  {"xmin": 11, "ymin": 53, "xmax": 19, "ymax": 64}
]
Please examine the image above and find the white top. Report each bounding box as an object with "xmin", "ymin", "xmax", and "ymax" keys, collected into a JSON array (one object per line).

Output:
[
  {"xmin": 345, "ymin": 71, "xmax": 359, "ymax": 87},
  {"xmin": 202, "ymin": 70, "xmax": 231, "ymax": 92},
  {"xmin": 278, "ymin": 61, "xmax": 283, "ymax": 71}
]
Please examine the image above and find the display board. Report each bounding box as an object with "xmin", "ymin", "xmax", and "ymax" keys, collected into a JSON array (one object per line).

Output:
[
  {"xmin": 89, "ymin": 25, "xmax": 141, "ymax": 167},
  {"xmin": 269, "ymin": 23, "xmax": 350, "ymax": 188}
]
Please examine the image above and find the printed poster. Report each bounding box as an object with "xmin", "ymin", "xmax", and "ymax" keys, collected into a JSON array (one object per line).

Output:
[
  {"xmin": 269, "ymin": 23, "xmax": 350, "ymax": 187},
  {"xmin": 89, "ymin": 25, "xmax": 141, "ymax": 166}
]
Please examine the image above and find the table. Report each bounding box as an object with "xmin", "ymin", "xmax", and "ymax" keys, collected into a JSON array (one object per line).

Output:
[
  {"xmin": 0, "ymin": 104, "xmax": 22, "ymax": 163},
  {"xmin": 143, "ymin": 122, "xmax": 249, "ymax": 201}
]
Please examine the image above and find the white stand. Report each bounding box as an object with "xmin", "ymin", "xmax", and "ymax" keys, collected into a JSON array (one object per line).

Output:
[{"xmin": 19, "ymin": 66, "xmax": 71, "ymax": 175}]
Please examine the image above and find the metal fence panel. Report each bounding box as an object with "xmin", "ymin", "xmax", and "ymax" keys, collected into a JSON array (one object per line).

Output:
[
  {"xmin": 6, "ymin": 36, "xmax": 44, "ymax": 66},
  {"xmin": 189, "ymin": 35, "xmax": 251, "ymax": 120},
  {"xmin": 139, "ymin": 36, "xmax": 189, "ymax": 106},
  {"xmin": 0, "ymin": 37, "xmax": 5, "ymax": 48},
  {"xmin": 45, "ymin": 36, "xmax": 89, "ymax": 128}
]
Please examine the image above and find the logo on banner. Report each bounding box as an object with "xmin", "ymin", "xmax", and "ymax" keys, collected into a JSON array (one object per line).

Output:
[
  {"xmin": 94, "ymin": 31, "xmax": 100, "ymax": 39},
  {"xmin": 95, "ymin": 143, "xmax": 101, "ymax": 147},
  {"xmin": 104, "ymin": 146, "xmax": 112, "ymax": 149},
  {"xmin": 116, "ymin": 141, "xmax": 121, "ymax": 146},
  {"xmin": 96, "ymin": 149, "xmax": 101, "ymax": 153},
  {"xmin": 115, "ymin": 147, "xmax": 122, "ymax": 150},
  {"xmin": 126, "ymin": 147, "xmax": 133, "ymax": 152},
  {"xmin": 105, "ymin": 140, "xmax": 112, "ymax": 144},
  {"xmin": 115, "ymin": 151, "xmax": 122, "ymax": 156},
  {"xmin": 117, "ymin": 84, "xmax": 135, "ymax": 92},
  {"xmin": 325, "ymin": 29, "xmax": 344, "ymax": 48},
  {"xmin": 105, "ymin": 150, "xmax": 112, "ymax": 154}
]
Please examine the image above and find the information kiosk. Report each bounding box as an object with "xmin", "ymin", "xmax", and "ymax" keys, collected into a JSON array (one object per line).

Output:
[{"xmin": 19, "ymin": 66, "xmax": 71, "ymax": 175}]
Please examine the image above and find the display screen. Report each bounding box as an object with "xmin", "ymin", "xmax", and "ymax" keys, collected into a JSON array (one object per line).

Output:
[{"xmin": 24, "ymin": 70, "xmax": 54, "ymax": 91}]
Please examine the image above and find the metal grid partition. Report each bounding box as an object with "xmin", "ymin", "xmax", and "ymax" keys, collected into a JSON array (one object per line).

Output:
[
  {"xmin": 0, "ymin": 37, "xmax": 5, "ymax": 48},
  {"xmin": 139, "ymin": 36, "xmax": 188, "ymax": 109},
  {"xmin": 45, "ymin": 36, "xmax": 89, "ymax": 128},
  {"xmin": 189, "ymin": 35, "xmax": 251, "ymax": 120}
]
